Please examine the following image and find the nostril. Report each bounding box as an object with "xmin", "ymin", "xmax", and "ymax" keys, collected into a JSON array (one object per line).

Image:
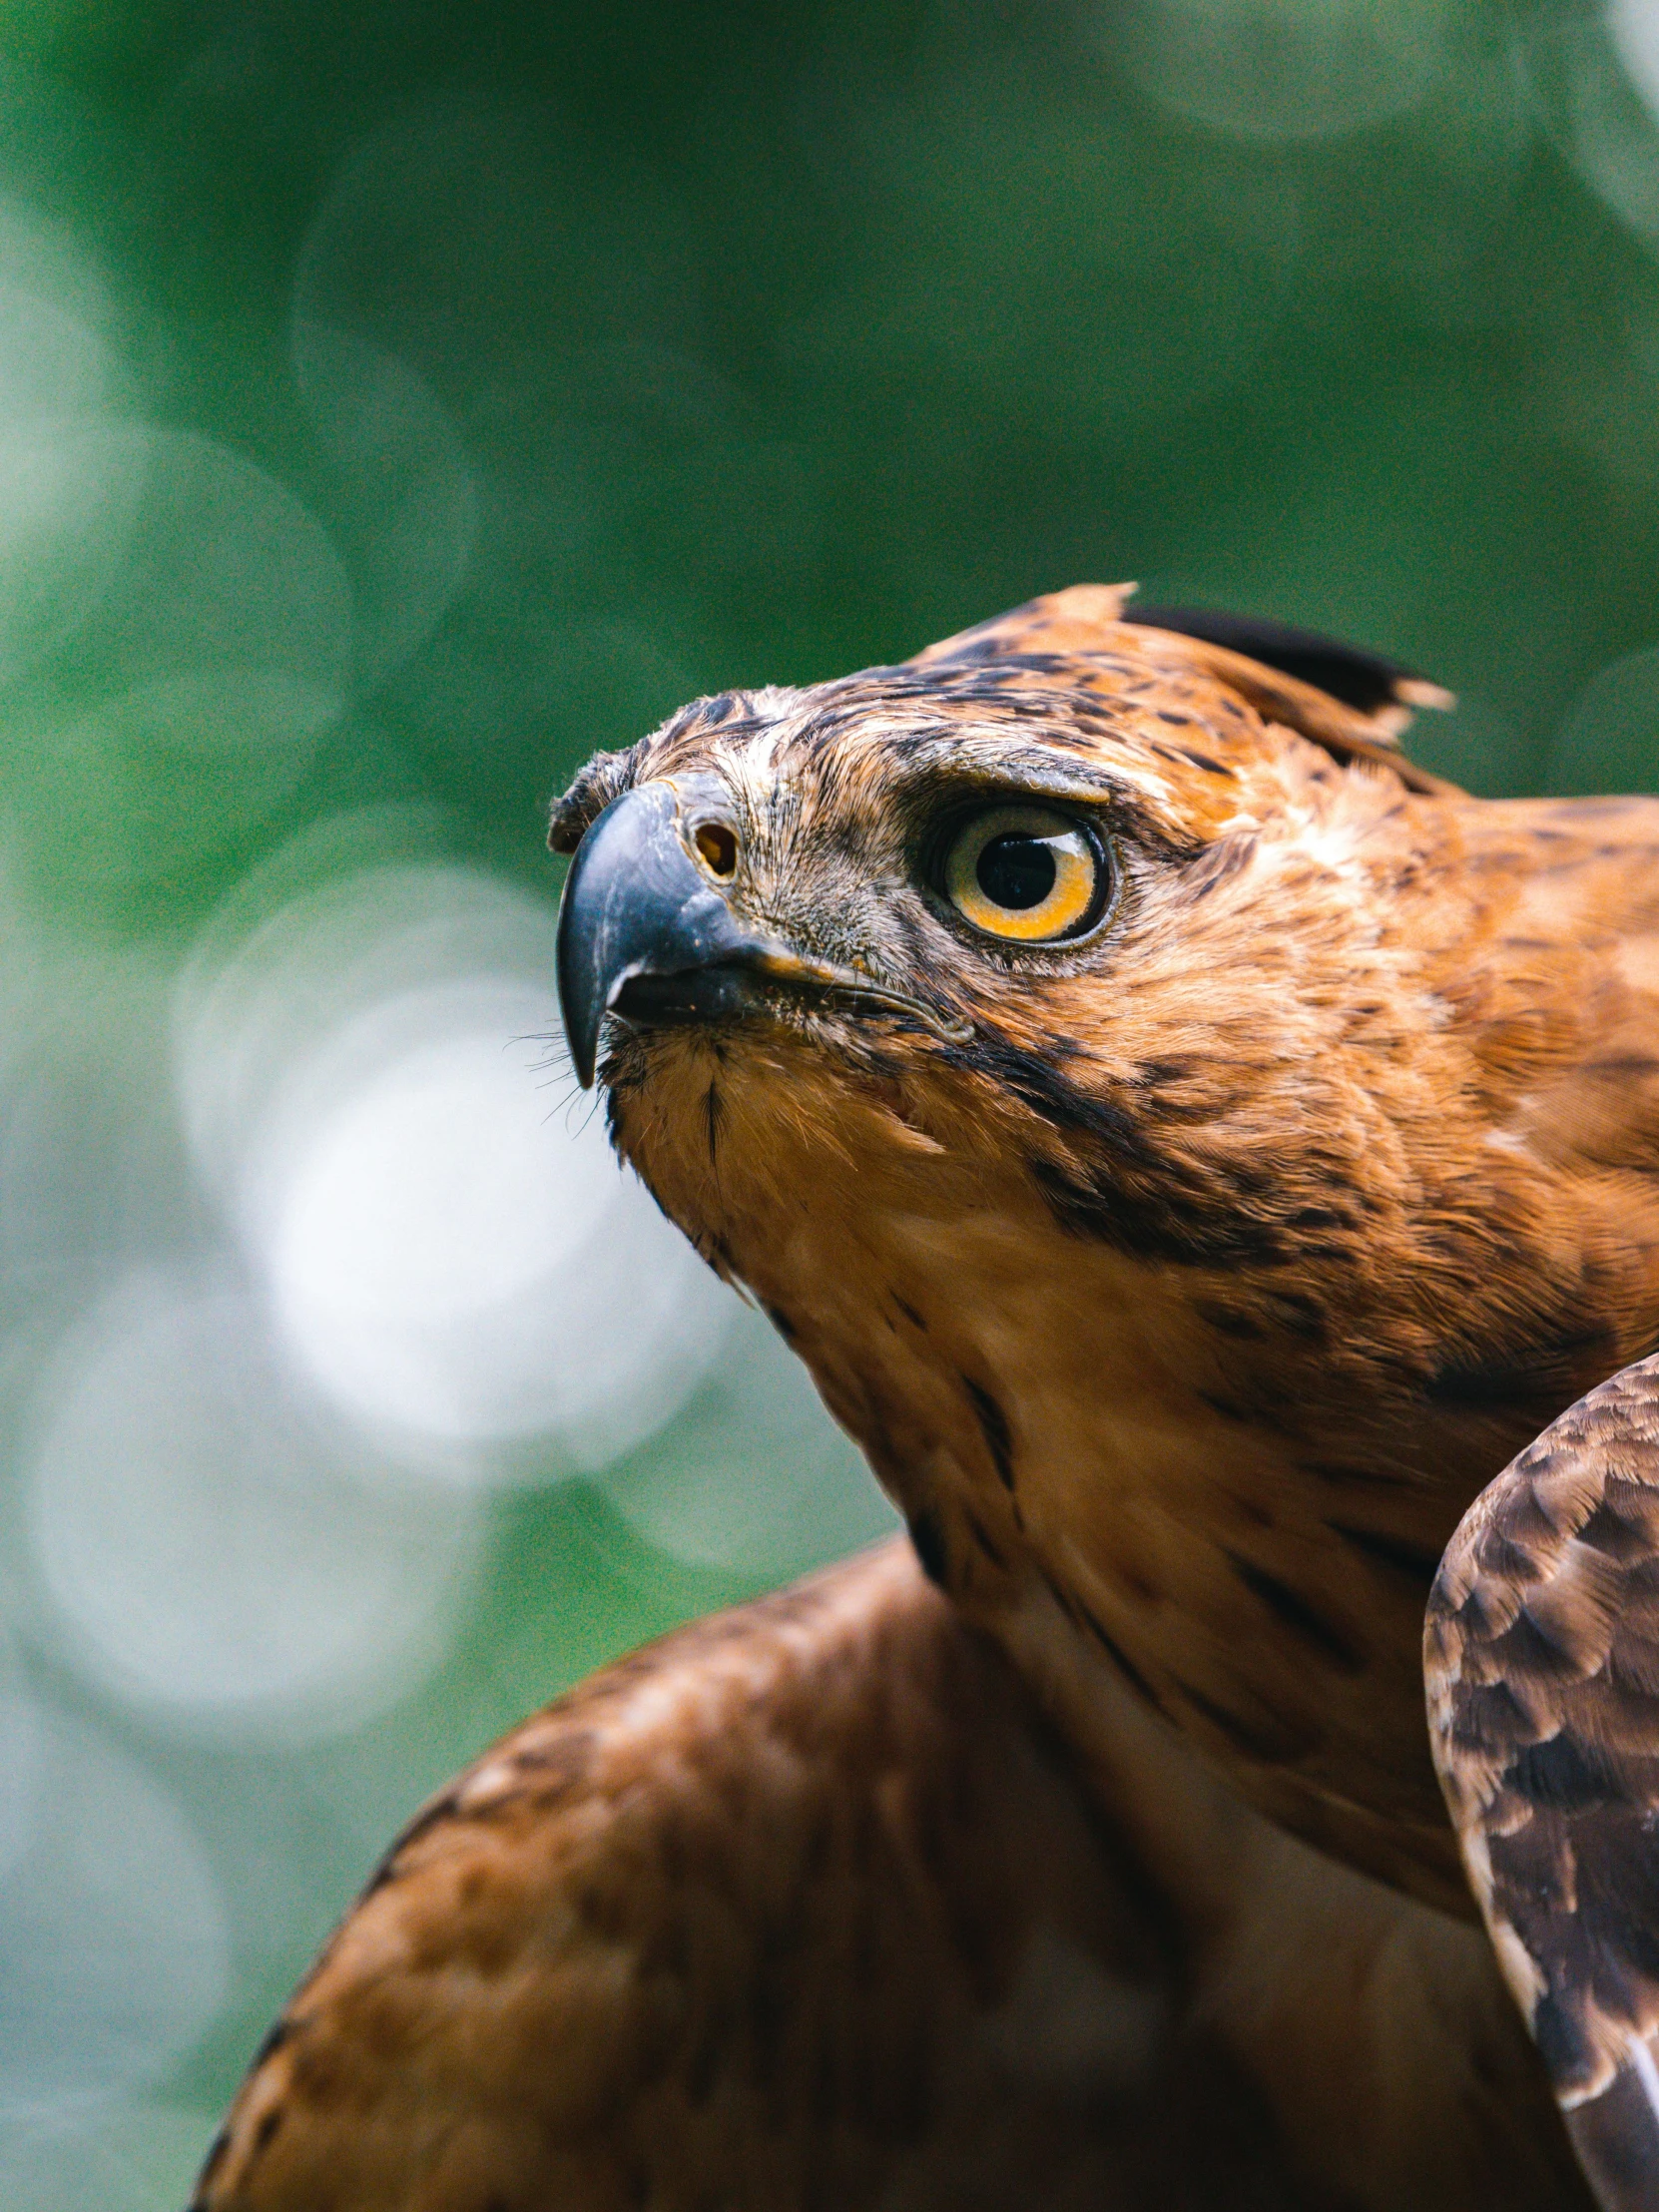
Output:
[{"xmin": 694, "ymin": 821, "xmax": 739, "ymax": 877}]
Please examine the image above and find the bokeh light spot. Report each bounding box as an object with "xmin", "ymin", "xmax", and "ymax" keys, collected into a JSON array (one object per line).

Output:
[
  {"xmin": 0, "ymin": 2099, "xmax": 218, "ymax": 2212},
  {"xmin": 1525, "ymin": 10, "xmax": 1659, "ymax": 258},
  {"xmin": 28, "ymin": 1280, "xmax": 480, "ymax": 1737},
  {"xmin": 1110, "ymin": 0, "xmax": 1451, "ymax": 141},
  {"xmin": 0, "ymin": 423, "xmax": 147, "ymax": 685},
  {"xmin": 291, "ymin": 318, "xmax": 478, "ymax": 687},
  {"xmin": 264, "ymin": 983, "xmax": 730, "ymax": 1456},
  {"xmin": 179, "ymin": 846, "xmax": 733, "ymax": 1471},
  {"xmin": 602, "ymin": 1305, "xmax": 897, "ymax": 1579},
  {"xmin": 0, "ymin": 1696, "xmax": 228, "ymax": 2103},
  {"xmin": 1549, "ymin": 644, "xmax": 1659, "ymax": 796}
]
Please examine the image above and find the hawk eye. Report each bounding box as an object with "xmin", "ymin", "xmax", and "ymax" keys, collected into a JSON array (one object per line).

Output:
[{"xmin": 940, "ymin": 805, "xmax": 1107, "ymax": 942}]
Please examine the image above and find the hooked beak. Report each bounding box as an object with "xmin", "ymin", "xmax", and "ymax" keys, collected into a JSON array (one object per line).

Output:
[{"xmin": 554, "ymin": 781, "xmax": 969, "ymax": 1088}]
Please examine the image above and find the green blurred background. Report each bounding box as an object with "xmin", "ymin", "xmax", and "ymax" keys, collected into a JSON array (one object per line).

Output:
[{"xmin": 2, "ymin": 0, "xmax": 1658, "ymax": 2201}]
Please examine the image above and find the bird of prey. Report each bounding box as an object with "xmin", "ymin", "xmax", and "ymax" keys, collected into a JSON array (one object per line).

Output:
[{"xmin": 195, "ymin": 586, "xmax": 1659, "ymax": 2212}]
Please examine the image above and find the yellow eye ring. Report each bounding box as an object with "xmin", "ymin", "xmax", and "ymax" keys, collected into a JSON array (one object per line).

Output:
[{"xmin": 941, "ymin": 806, "xmax": 1107, "ymax": 942}]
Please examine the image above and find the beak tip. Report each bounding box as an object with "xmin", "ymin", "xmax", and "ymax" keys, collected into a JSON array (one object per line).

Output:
[
  {"xmin": 555, "ymin": 934, "xmax": 602, "ymax": 1091},
  {"xmin": 554, "ymin": 779, "xmax": 754, "ymax": 1092},
  {"xmin": 555, "ymin": 781, "xmax": 689, "ymax": 1091},
  {"xmin": 555, "ymin": 890, "xmax": 597, "ymax": 1093}
]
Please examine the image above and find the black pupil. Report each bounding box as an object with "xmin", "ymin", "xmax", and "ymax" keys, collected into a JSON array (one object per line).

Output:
[{"xmin": 976, "ymin": 831, "xmax": 1057, "ymax": 910}]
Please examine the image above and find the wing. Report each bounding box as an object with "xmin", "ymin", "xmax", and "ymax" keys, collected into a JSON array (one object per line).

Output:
[
  {"xmin": 194, "ymin": 1532, "xmax": 1590, "ymax": 2212},
  {"xmin": 1426, "ymin": 1354, "xmax": 1659, "ymax": 2211},
  {"xmin": 190, "ymin": 1538, "xmax": 1283, "ymax": 2212}
]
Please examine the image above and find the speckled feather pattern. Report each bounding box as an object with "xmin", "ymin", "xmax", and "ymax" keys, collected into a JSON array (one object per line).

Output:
[{"xmin": 1427, "ymin": 1354, "xmax": 1659, "ymax": 2201}]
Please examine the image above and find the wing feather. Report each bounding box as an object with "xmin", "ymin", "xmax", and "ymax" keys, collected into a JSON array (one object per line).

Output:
[
  {"xmin": 194, "ymin": 1530, "xmax": 1596, "ymax": 2209},
  {"xmin": 1427, "ymin": 1354, "xmax": 1659, "ymax": 2210},
  {"xmin": 191, "ymin": 1540, "xmax": 1289, "ymax": 2211}
]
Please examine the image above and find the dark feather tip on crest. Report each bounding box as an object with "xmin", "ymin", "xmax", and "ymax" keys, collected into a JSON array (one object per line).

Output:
[{"xmin": 1125, "ymin": 606, "xmax": 1452, "ymax": 724}]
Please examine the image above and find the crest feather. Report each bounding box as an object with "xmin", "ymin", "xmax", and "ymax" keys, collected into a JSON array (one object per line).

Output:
[{"xmin": 911, "ymin": 584, "xmax": 1459, "ymax": 798}]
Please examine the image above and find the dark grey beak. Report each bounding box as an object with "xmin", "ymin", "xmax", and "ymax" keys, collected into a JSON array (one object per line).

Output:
[
  {"xmin": 555, "ymin": 779, "xmax": 971, "ymax": 1088},
  {"xmin": 555, "ymin": 782, "xmax": 766, "ymax": 1088}
]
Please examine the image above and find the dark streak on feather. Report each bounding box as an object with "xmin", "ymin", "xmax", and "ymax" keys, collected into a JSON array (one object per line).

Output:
[
  {"xmin": 961, "ymin": 1375, "xmax": 1016, "ymax": 1490},
  {"xmin": 360, "ymin": 1789, "xmax": 461, "ymax": 1897},
  {"xmin": 191, "ymin": 2132, "xmax": 231, "ymax": 2205},
  {"xmin": 907, "ymin": 1508, "xmax": 949, "ymax": 1590},
  {"xmin": 1328, "ymin": 1520, "xmax": 1442, "ymax": 1591},
  {"xmin": 1424, "ymin": 1326, "xmax": 1613, "ymax": 1415},
  {"xmin": 1301, "ymin": 1456, "xmax": 1408, "ymax": 1488},
  {"xmin": 1174, "ymin": 1678, "xmax": 1302, "ymax": 1762},
  {"xmin": 1225, "ymin": 1549, "xmax": 1367, "ymax": 1672},
  {"xmin": 1035, "ymin": 1560, "xmax": 1083, "ymax": 1626},
  {"xmin": 762, "ymin": 1301, "xmax": 798, "ymax": 1344},
  {"xmin": 957, "ymin": 1033, "xmax": 1349, "ymax": 1269},
  {"xmin": 1076, "ymin": 1598, "xmax": 1162, "ymax": 1709},
  {"xmin": 249, "ymin": 2016, "xmax": 293, "ymax": 2071},
  {"xmin": 704, "ymin": 1082, "xmax": 722, "ymax": 1167},
  {"xmin": 962, "ymin": 1505, "xmax": 1007, "ymax": 1569}
]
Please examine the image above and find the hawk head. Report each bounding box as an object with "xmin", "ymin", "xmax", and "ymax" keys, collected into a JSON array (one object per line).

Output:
[{"xmin": 550, "ymin": 584, "xmax": 1655, "ymax": 1913}]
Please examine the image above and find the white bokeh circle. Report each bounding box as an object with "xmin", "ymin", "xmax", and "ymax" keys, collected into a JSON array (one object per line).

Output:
[
  {"xmin": 263, "ymin": 978, "xmax": 730, "ymax": 1454},
  {"xmin": 27, "ymin": 1277, "xmax": 481, "ymax": 1738},
  {"xmin": 177, "ymin": 847, "xmax": 734, "ymax": 1476}
]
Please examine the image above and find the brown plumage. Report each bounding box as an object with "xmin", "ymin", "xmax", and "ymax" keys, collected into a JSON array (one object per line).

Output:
[
  {"xmin": 201, "ymin": 1542, "xmax": 1587, "ymax": 2212},
  {"xmin": 198, "ymin": 586, "xmax": 1659, "ymax": 2209}
]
